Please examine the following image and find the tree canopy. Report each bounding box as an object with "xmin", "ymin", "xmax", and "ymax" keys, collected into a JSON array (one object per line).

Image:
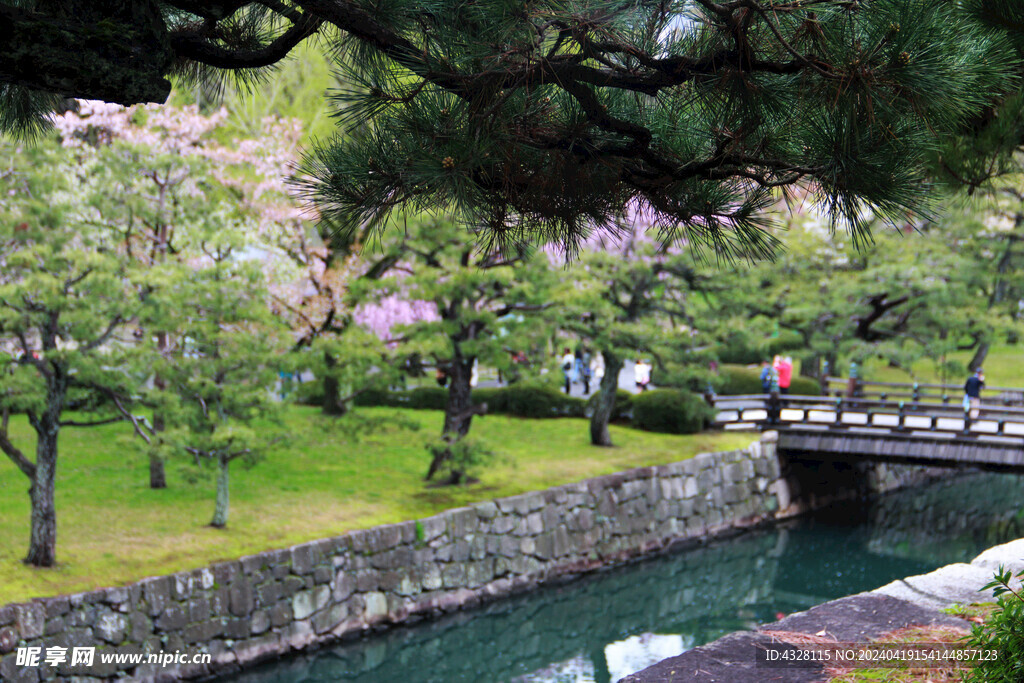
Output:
[{"xmin": 4, "ymin": 1, "xmax": 1024, "ymax": 253}]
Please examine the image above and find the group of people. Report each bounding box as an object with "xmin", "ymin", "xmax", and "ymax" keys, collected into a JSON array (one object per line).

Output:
[
  {"xmin": 560, "ymin": 347, "xmax": 605, "ymax": 394},
  {"xmin": 759, "ymin": 355, "xmax": 794, "ymax": 394}
]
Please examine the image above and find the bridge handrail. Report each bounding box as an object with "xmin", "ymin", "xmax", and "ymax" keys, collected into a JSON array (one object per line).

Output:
[
  {"xmin": 823, "ymin": 376, "xmax": 1024, "ymax": 396},
  {"xmin": 713, "ymin": 393, "xmax": 1024, "ymax": 415},
  {"xmin": 709, "ymin": 393, "xmax": 1024, "ymax": 440}
]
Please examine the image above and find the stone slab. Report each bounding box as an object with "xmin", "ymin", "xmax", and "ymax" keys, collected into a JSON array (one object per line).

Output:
[
  {"xmin": 762, "ymin": 594, "xmax": 963, "ymax": 642},
  {"xmin": 972, "ymin": 538, "xmax": 1024, "ymax": 575},
  {"xmin": 620, "ymin": 631, "xmax": 822, "ymax": 683}
]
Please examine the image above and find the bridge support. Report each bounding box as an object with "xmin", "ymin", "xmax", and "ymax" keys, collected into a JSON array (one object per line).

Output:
[{"xmin": 769, "ymin": 432, "xmax": 957, "ymax": 515}]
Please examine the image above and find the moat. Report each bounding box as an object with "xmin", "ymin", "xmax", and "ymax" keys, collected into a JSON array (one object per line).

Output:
[{"xmin": 222, "ymin": 468, "xmax": 1024, "ymax": 683}]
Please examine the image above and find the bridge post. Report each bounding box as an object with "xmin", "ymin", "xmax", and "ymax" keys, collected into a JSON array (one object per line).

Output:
[
  {"xmin": 912, "ymin": 383, "xmax": 920, "ymax": 403},
  {"xmin": 767, "ymin": 391, "xmax": 781, "ymax": 425},
  {"xmin": 963, "ymin": 403, "xmax": 972, "ymax": 434},
  {"xmin": 834, "ymin": 396, "xmax": 843, "ymax": 426},
  {"xmin": 897, "ymin": 401, "xmax": 906, "ymax": 432}
]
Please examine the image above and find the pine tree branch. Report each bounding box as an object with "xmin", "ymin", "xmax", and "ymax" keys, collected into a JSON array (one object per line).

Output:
[
  {"xmin": 170, "ymin": 10, "xmax": 322, "ymax": 70},
  {"xmin": 0, "ymin": 408, "xmax": 35, "ymax": 480}
]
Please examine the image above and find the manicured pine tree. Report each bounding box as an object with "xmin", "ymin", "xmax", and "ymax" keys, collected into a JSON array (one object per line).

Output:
[
  {"xmin": 555, "ymin": 226, "xmax": 715, "ymax": 446},
  {"xmin": 365, "ymin": 214, "xmax": 555, "ymax": 483},
  {"xmin": 0, "ymin": 141, "xmax": 142, "ymax": 566},
  {"xmin": 132, "ymin": 244, "xmax": 287, "ymax": 529},
  {"xmin": 4, "ymin": 1, "xmax": 1023, "ymax": 253}
]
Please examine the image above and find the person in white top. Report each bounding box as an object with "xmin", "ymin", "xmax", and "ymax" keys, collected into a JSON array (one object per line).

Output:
[
  {"xmin": 634, "ymin": 359, "xmax": 651, "ymax": 392},
  {"xmin": 560, "ymin": 347, "xmax": 575, "ymax": 394}
]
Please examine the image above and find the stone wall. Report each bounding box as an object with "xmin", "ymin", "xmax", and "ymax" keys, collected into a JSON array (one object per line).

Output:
[{"xmin": 0, "ymin": 435, "xmax": 942, "ymax": 683}]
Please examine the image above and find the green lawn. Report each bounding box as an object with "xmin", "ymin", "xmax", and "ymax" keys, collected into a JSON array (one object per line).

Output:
[
  {"xmin": 861, "ymin": 345, "xmax": 1024, "ymax": 388},
  {"xmin": 0, "ymin": 406, "xmax": 753, "ymax": 605}
]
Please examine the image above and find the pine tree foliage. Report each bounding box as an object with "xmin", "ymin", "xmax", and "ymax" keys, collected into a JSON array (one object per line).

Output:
[{"xmin": 2, "ymin": 0, "xmax": 1023, "ymax": 253}]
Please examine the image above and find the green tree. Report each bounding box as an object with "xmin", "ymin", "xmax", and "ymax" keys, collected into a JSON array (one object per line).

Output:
[
  {"xmin": 369, "ymin": 214, "xmax": 553, "ymax": 482},
  {"xmin": 129, "ymin": 249, "xmax": 287, "ymax": 529},
  {"xmin": 4, "ymin": 1, "xmax": 1022, "ymax": 250},
  {"xmin": 0, "ymin": 142, "xmax": 141, "ymax": 566},
  {"xmin": 705, "ymin": 203, "xmax": 1015, "ymax": 382},
  {"xmin": 556, "ymin": 230, "xmax": 712, "ymax": 446}
]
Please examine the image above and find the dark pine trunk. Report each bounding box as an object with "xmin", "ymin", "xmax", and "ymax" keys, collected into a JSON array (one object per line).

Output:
[
  {"xmin": 148, "ymin": 453, "xmax": 166, "ymax": 489},
  {"xmin": 590, "ymin": 351, "xmax": 623, "ymax": 447},
  {"xmin": 322, "ymin": 351, "xmax": 347, "ymax": 416},
  {"xmin": 25, "ymin": 383, "xmax": 65, "ymax": 567},
  {"xmin": 426, "ymin": 354, "xmax": 475, "ymax": 482},
  {"xmin": 150, "ymin": 331, "xmax": 168, "ymax": 489},
  {"xmin": 969, "ymin": 340, "xmax": 990, "ymax": 373}
]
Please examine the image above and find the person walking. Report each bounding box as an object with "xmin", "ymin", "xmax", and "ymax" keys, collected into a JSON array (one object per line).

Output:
[
  {"xmin": 759, "ymin": 360, "xmax": 774, "ymax": 394},
  {"xmin": 964, "ymin": 368, "xmax": 985, "ymax": 419},
  {"xmin": 634, "ymin": 359, "xmax": 651, "ymax": 392},
  {"xmin": 777, "ymin": 356, "xmax": 793, "ymax": 394},
  {"xmin": 560, "ymin": 347, "xmax": 575, "ymax": 394},
  {"xmin": 846, "ymin": 360, "xmax": 859, "ymax": 398},
  {"xmin": 580, "ymin": 347, "xmax": 593, "ymax": 394}
]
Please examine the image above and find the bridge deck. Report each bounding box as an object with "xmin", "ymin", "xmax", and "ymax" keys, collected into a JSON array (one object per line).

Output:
[{"xmin": 711, "ymin": 393, "xmax": 1024, "ymax": 469}]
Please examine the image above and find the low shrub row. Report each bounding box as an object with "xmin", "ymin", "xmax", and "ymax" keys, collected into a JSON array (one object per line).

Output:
[
  {"xmin": 298, "ymin": 380, "xmax": 711, "ymax": 434},
  {"xmin": 716, "ymin": 365, "xmax": 821, "ymax": 396}
]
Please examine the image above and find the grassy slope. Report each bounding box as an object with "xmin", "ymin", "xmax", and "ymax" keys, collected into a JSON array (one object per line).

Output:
[
  {"xmin": 0, "ymin": 406, "xmax": 752, "ymax": 605},
  {"xmin": 862, "ymin": 345, "xmax": 1024, "ymax": 388}
]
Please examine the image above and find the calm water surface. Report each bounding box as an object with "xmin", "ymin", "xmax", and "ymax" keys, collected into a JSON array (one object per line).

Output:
[{"xmin": 224, "ymin": 471, "xmax": 1024, "ymax": 683}]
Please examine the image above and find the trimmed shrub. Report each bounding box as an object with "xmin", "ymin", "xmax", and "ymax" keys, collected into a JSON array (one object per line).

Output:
[
  {"xmin": 500, "ymin": 381, "xmax": 586, "ymax": 418},
  {"xmin": 294, "ymin": 380, "xmax": 325, "ymax": 406},
  {"xmin": 352, "ymin": 387, "xmax": 402, "ymax": 407},
  {"xmin": 586, "ymin": 389, "xmax": 634, "ymax": 422},
  {"xmin": 788, "ymin": 375, "xmax": 821, "ymax": 396},
  {"xmin": 470, "ymin": 387, "xmax": 506, "ymax": 413},
  {"xmin": 717, "ymin": 365, "xmax": 763, "ymax": 395},
  {"xmin": 631, "ymin": 389, "xmax": 713, "ymax": 434},
  {"xmin": 406, "ymin": 386, "xmax": 449, "ymax": 410},
  {"xmin": 650, "ymin": 365, "xmax": 710, "ymax": 393}
]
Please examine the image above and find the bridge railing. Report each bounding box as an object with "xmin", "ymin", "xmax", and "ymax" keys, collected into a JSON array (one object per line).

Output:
[
  {"xmin": 821, "ymin": 377, "xmax": 1024, "ymax": 406},
  {"xmin": 711, "ymin": 394, "xmax": 1024, "ymax": 442}
]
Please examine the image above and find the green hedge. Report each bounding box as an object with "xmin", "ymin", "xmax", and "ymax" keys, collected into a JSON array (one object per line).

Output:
[
  {"xmin": 631, "ymin": 389, "xmax": 713, "ymax": 434},
  {"xmin": 586, "ymin": 389, "xmax": 634, "ymax": 422},
  {"xmin": 716, "ymin": 365, "xmax": 820, "ymax": 395},
  {"xmin": 406, "ymin": 386, "xmax": 449, "ymax": 410},
  {"xmin": 493, "ymin": 382, "xmax": 586, "ymax": 418}
]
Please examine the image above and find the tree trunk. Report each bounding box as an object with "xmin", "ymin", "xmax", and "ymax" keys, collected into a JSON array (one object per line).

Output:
[
  {"xmin": 590, "ymin": 351, "xmax": 623, "ymax": 447},
  {"xmin": 150, "ymin": 331, "xmax": 168, "ymax": 489},
  {"xmin": 426, "ymin": 354, "xmax": 475, "ymax": 481},
  {"xmin": 800, "ymin": 352, "xmax": 821, "ymax": 379},
  {"xmin": 25, "ymin": 427, "xmax": 58, "ymax": 567},
  {"xmin": 148, "ymin": 453, "xmax": 166, "ymax": 489},
  {"xmin": 322, "ymin": 351, "xmax": 347, "ymax": 416},
  {"xmin": 210, "ymin": 456, "xmax": 230, "ymax": 528},
  {"xmin": 968, "ymin": 340, "xmax": 990, "ymax": 373}
]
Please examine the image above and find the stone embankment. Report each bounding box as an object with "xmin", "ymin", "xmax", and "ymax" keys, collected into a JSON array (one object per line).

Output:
[
  {"xmin": 623, "ymin": 538, "xmax": 1024, "ymax": 683},
  {"xmin": 0, "ymin": 434, "xmax": 947, "ymax": 682}
]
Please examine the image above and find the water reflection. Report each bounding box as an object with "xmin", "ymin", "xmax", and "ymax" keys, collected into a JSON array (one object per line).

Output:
[{"xmin": 224, "ymin": 470, "xmax": 1024, "ymax": 683}]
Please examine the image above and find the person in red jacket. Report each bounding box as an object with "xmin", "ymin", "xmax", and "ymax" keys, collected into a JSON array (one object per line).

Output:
[{"xmin": 774, "ymin": 355, "xmax": 793, "ymax": 394}]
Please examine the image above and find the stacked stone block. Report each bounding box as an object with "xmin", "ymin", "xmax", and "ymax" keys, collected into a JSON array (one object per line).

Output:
[{"xmin": 2, "ymin": 439, "xmax": 789, "ymax": 682}]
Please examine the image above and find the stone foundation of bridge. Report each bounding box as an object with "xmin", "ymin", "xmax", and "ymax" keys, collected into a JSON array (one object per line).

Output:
[{"xmin": 771, "ymin": 437, "xmax": 957, "ymax": 516}]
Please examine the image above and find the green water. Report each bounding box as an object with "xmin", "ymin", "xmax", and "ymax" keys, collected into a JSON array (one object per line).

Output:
[{"xmin": 225, "ymin": 471, "xmax": 1024, "ymax": 683}]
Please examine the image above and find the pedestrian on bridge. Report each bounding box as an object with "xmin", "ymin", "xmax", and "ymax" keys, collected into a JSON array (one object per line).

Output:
[
  {"xmin": 965, "ymin": 368, "xmax": 985, "ymax": 419},
  {"xmin": 759, "ymin": 360, "xmax": 775, "ymax": 394},
  {"xmin": 774, "ymin": 355, "xmax": 793, "ymax": 394}
]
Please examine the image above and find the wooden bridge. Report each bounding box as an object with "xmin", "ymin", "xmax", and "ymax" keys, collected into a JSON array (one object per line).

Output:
[{"xmin": 711, "ymin": 386, "xmax": 1024, "ymax": 470}]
